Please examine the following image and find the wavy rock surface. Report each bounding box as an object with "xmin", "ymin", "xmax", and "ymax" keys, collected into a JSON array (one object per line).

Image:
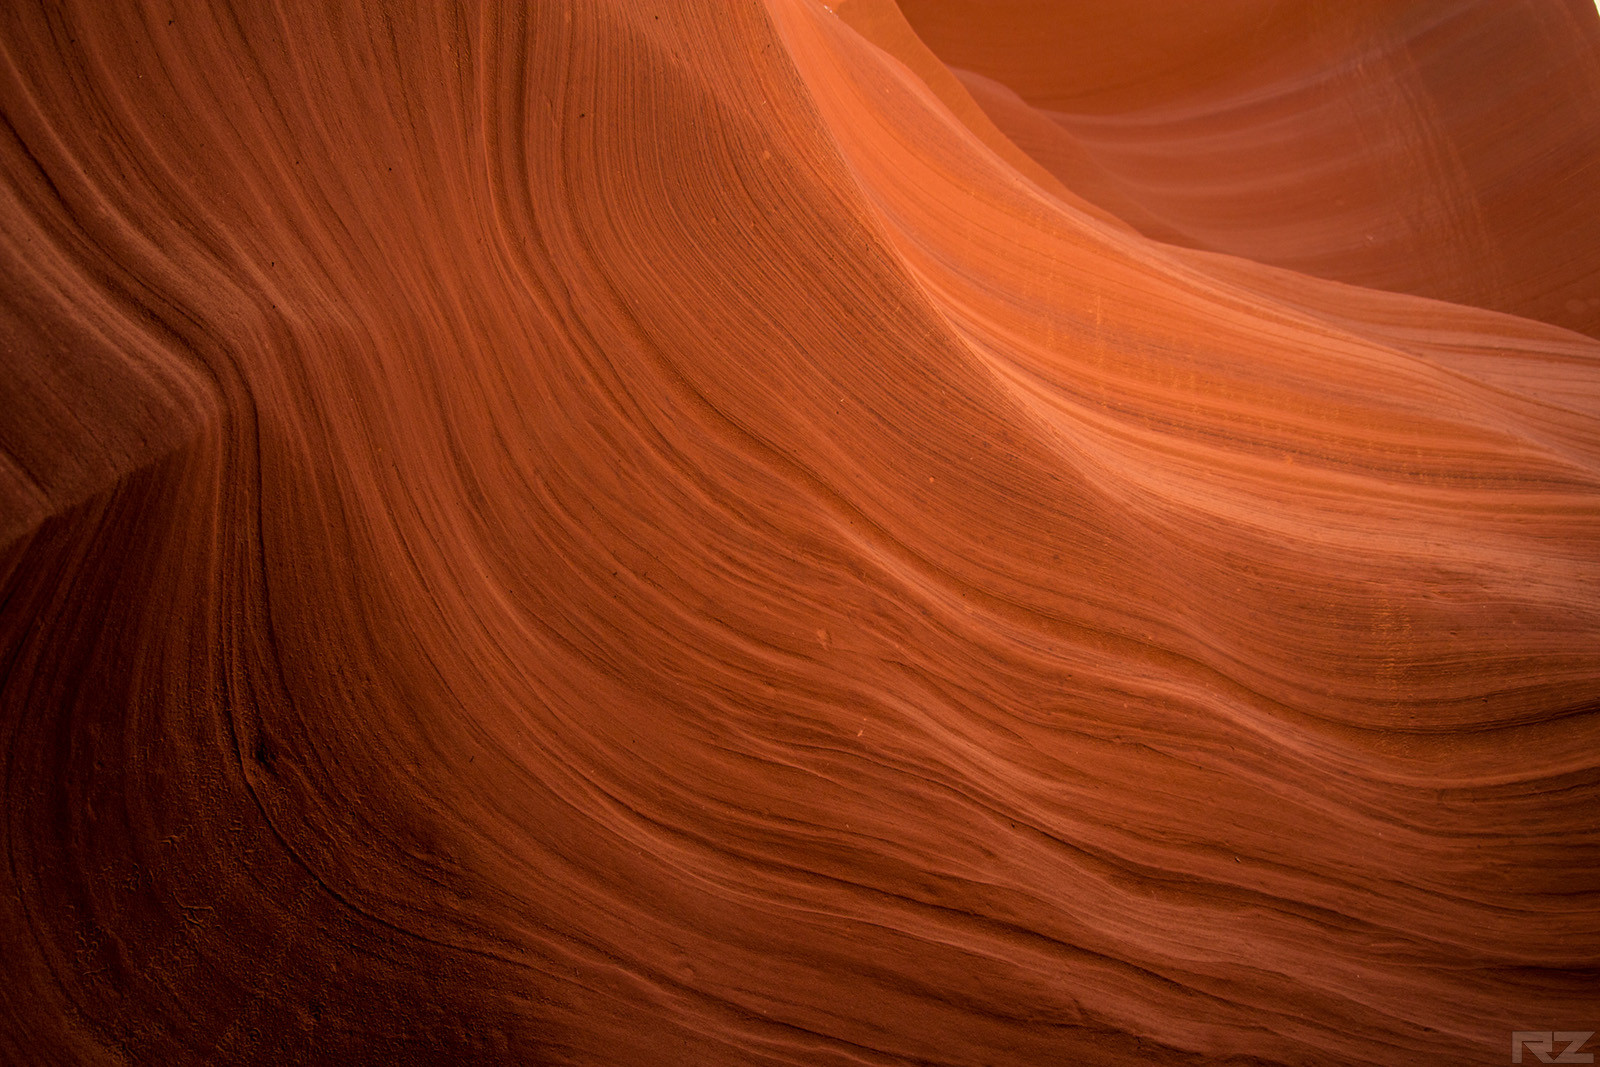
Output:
[
  {"xmin": 1, "ymin": 1, "xmax": 1597, "ymax": 1064},
  {"xmin": 897, "ymin": 0, "xmax": 1600, "ymax": 339}
]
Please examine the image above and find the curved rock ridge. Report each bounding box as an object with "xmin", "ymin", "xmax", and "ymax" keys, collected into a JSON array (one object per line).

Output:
[
  {"xmin": 1, "ymin": 1, "xmax": 1596, "ymax": 1064},
  {"xmin": 897, "ymin": 0, "xmax": 1600, "ymax": 340}
]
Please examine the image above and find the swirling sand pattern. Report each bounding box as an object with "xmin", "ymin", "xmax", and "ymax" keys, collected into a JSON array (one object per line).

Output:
[{"xmin": 1, "ymin": 1, "xmax": 1596, "ymax": 1064}]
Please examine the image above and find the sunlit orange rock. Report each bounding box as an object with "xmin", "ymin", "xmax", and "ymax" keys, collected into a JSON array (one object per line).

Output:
[{"xmin": 2, "ymin": 1, "xmax": 1597, "ymax": 1063}]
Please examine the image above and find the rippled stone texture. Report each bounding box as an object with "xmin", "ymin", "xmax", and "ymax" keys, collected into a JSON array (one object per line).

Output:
[{"xmin": 2, "ymin": 1, "xmax": 1597, "ymax": 1064}]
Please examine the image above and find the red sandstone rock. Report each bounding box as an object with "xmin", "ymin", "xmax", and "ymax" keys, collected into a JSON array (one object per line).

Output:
[{"xmin": 2, "ymin": 2, "xmax": 1596, "ymax": 1064}]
